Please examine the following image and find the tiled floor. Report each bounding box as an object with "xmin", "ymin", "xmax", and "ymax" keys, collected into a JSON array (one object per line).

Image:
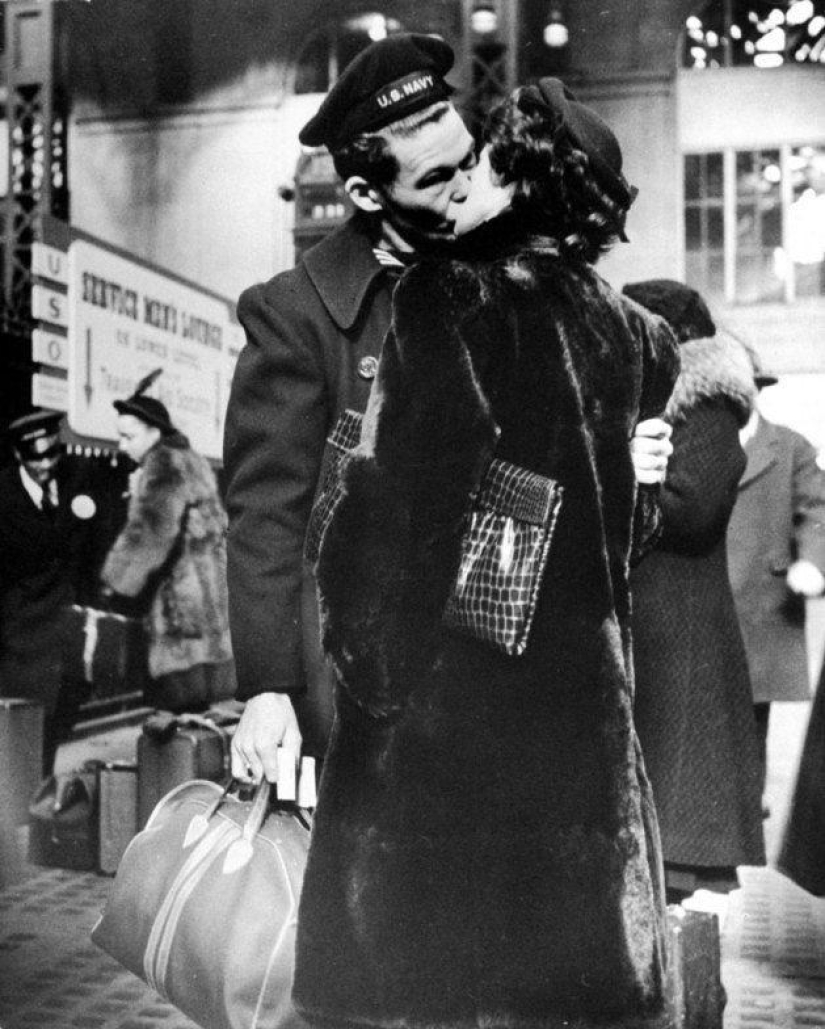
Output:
[
  {"xmin": 0, "ymin": 863, "xmax": 197, "ymax": 1029},
  {"xmin": 0, "ymin": 701, "xmax": 822, "ymax": 1029},
  {"xmin": 721, "ymin": 867, "xmax": 825, "ymax": 1029},
  {"xmin": 0, "ymin": 856, "xmax": 823, "ymax": 1029}
]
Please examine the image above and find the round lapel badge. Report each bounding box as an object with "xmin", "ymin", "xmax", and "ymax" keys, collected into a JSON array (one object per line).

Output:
[
  {"xmin": 357, "ymin": 355, "xmax": 379, "ymax": 381},
  {"xmin": 71, "ymin": 494, "xmax": 97, "ymax": 520}
]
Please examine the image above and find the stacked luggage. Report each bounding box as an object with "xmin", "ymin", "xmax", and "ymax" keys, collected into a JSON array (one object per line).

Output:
[{"xmin": 26, "ymin": 702, "xmax": 242, "ymax": 875}]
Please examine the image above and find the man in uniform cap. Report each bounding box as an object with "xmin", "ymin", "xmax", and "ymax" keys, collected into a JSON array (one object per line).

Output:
[
  {"xmin": 727, "ymin": 346, "xmax": 825, "ymax": 800},
  {"xmin": 0, "ymin": 411, "xmax": 87, "ymax": 774},
  {"xmin": 224, "ymin": 34, "xmax": 674, "ymax": 784}
]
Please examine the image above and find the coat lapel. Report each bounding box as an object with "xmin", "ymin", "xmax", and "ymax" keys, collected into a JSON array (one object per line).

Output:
[
  {"xmin": 303, "ymin": 217, "xmax": 385, "ymax": 332},
  {"xmin": 740, "ymin": 417, "xmax": 780, "ymax": 488}
]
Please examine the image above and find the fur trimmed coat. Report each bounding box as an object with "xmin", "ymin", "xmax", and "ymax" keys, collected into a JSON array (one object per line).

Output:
[
  {"xmin": 631, "ymin": 334, "xmax": 766, "ymax": 872},
  {"xmin": 294, "ymin": 214, "xmax": 681, "ymax": 1029},
  {"xmin": 101, "ymin": 439, "xmax": 232, "ymax": 679}
]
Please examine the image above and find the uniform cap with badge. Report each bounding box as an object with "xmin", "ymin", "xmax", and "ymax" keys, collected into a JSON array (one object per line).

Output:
[
  {"xmin": 299, "ymin": 33, "xmax": 456, "ymax": 151},
  {"xmin": 7, "ymin": 410, "xmax": 64, "ymax": 461}
]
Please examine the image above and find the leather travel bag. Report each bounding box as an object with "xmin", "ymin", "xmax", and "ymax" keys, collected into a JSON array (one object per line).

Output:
[
  {"xmin": 92, "ymin": 776, "xmax": 312, "ymax": 1029},
  {"xmin": 28, "ymin": 761, "xmax": 100, "ymax": 871}
]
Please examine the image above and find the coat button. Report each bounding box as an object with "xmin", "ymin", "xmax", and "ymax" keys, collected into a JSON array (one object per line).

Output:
[{"xmin": 357, "ymin": 355, "xmax": 379, "ymax": 381}]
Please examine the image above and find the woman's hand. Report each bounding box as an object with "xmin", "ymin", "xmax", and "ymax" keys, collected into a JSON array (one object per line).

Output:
[
  {"xmin": 631, "ymin": 418, "xmax": 673, "ymax": 485},
  {"xmin": 230, "ymin": 692, "xmax": 302, "ymax": 793}
]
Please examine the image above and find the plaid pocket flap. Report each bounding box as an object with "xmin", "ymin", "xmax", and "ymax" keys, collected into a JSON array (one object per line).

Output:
[
  {"xmin": 443, "ymin": 458, "xmax": 564, "ymax": 657},
  {"xmin": 327, "ymin": 409, "xmax": 364, "ymax": 453},
  {"xmin": 304, "ymin": 410, "xmax": 364, "ymax": 566},
  {"xmin": 474, "ymin": 458, "xmax": 563, "ymax": 524}
]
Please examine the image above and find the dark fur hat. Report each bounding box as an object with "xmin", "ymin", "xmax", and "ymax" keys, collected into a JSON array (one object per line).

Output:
[
  {"xmin": 523, "ymin": 77, "xmax": 635, "ymax": 212},
  {"xmin": 622, "ymin": 278, "xmax": 715, "ymax": 343}
]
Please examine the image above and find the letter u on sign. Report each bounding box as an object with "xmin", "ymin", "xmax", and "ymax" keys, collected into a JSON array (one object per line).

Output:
[{"xmin": 32, "ymin": 243, "xmax": 68, "ymax": 285}]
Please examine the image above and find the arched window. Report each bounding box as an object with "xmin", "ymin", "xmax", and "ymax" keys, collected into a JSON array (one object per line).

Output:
[
  {"xmin": 682, "ymin": 0, "xmax": 825, "ymax": 69},
  {"xmin": 295, "ymin": 13, "xmax": 405, "ymax": 94}
]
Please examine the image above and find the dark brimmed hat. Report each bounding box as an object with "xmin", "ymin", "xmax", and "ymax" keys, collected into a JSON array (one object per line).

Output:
[
  {"xmin": 622, "ymin": 278, "xmax": 716, "ymax": 343},
  {"xmin": 114, "ymin": 368, "xmax": 176, "ymax": 434},
  {"xmin": 299, "ymin": 33, "xmax": 455, "ymax": 151},
  {"xmin": 525, "ymin": 77, "xmax": 636, "ymax": 214},
  {"xmin": 7, "ymin": 410, "xmax": 63, "ymax": 459},
  {"xmin": 113, "ymin": 394, "xmax": 175, "ymax": 434}
]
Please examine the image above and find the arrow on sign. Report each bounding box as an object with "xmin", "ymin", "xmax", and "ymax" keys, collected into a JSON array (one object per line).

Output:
[{"xmin": 84, "ymin": 328, "xmax": 94, "ymax": 405}]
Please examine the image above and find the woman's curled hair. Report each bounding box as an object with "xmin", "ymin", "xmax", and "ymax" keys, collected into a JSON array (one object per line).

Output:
[{"xmin": 486, "ymin": 87, "xmax": 629, "ymax": 264}]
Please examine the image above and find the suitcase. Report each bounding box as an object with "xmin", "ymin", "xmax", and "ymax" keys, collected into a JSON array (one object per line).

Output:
[
  {"xmin": 137, "ymin": 712, "xmax": 233, "ymax": 828},
  {"xmin": 97, "ymin": 760, "xmax": 139, "ymax": 875},
  {"xmin": 0, "ymin": 698, "xmax": 44, "ymax": 826},
  {"xmin": 665, "ymin": 906, "xmax": 725, "ymax": 1029},
  {"xmin": 63, "ymin": 604, "xmax": 148, "ymax": 700},
  {"xmin": 28, "ymin": 761, "xmax": 100, "ymax": 871}
]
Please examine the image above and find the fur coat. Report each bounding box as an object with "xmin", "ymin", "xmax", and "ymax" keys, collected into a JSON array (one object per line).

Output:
[
  {"xmin": 101, "ymin": 439, "xmax": 232, "ymax": 678},
  {"xmin": 631, "ymin": 333, "xmax": 766, "ymax": 872},
  {"xmin": 294, "ymin": 213, "xmax": 681, "ymax": 1029}
]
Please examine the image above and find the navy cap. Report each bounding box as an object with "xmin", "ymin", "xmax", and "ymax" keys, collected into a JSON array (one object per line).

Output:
[
  {"xmin": 299, "ymin": 33, "xmax": 455, "ymax": 150},
  {"xmin": 8, "ymin": 410, "xmax": 63, "ymax": 458},
  {"xmin": 113, "ymin": 394, "xmax": 175, "ymax": 434},
  {"xmin": 622, "ymin": 279, "xmax": 716, "ymax": 343},
  {"xmin": 526, "ymin": 78, "xmax": 635, "ymax": 214}
]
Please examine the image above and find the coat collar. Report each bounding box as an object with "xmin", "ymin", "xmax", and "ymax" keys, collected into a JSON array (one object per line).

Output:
[
  {"xmin": 303, "ymin": 215, "xmax": 386, "ymax": 331},
  {"xmin": 450, "ymin": 209, "xmax": 560, "ymax": 264},
  {"xmin": 740, "ymin": 414, "xmax": 780, "ymax": 487},
  {"xmin": 663, "ymin": 333, "xmax": 755, "ymax": 427}
]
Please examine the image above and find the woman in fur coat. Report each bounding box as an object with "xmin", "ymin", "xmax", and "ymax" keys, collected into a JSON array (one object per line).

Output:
[
  {"xmin": 624, "ymin": 280, "xmax": 766, "ymax": 901},
  {"xmin": 294, "ymin": 80, "xmax": 680, "ymax": 1029},
  {"xmin": 101, "ymin": 390, "xmax": 234, "ymax": 711}
]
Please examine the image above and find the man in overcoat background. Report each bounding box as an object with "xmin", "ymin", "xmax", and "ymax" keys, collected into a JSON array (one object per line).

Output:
[
  {"xmin": 224, "ymin": 33, "xmax": 674, "ymax": 782},
  {"xmin": 727, "ymin": 351, "xmax": 825, "ymax": 795}
]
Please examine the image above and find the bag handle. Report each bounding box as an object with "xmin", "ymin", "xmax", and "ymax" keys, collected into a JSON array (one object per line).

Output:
[{"xmin": 183, "ymin": 778, "xmax": 303, "ymax": 873}]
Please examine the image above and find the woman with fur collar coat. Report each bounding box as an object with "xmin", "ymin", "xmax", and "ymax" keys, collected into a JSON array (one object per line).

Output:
[
  {"xmin": 101, "ymin": 393, "xmax": 233, "ymax": 711},
  {"xmin": 294, "ymin": 81, "xmax": 680, "ymax": 1029},
  {"xmin": 625, "ymin": 280, "xmax": 766, "ymax": 901}
]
